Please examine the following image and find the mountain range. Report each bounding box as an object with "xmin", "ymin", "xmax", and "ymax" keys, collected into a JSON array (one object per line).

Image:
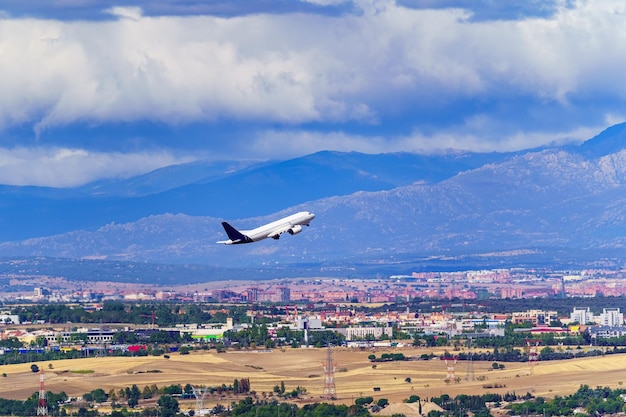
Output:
[{"xmin": 2, "ymin": 123, "xmax": 626, "ymax": 280}]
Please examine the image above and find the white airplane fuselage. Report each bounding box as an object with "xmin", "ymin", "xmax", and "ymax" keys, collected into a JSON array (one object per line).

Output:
[{"xmin": 217, "ymin": 211, "xmax": 315, "ymax": 245}]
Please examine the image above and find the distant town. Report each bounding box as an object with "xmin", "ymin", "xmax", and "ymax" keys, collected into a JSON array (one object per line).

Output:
[
  {"xmin": 2, "ymin": 266, "xmax": 626, "ymax": 354},
  {"xmin": 4, "ymin": 266, "xmax": 626, "ymax": 304},
  {"xmin": 4, "ymin": 266, "xmax": 626, "ymax": 417}
]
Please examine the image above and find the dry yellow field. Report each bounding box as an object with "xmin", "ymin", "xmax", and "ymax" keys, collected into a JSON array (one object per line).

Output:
[{"xmin": 1, "ymin": 348, "xmax": 625, "ymax": 408}]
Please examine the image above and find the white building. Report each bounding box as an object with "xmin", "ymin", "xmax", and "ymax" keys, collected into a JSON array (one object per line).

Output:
[
  {"xmin": 0, "ymin": 312, "xmax": 20, "ymax": 325},
  {"xmin": 599, "ymin": 308, "xmax": 624, "ymax": 327},
  {"xmin": 296, "ymin": 316, "xmax": 323, "ymax": 330},
  {"xmin": 570, "ymin": 307, "xmax": 594, "ymax": 324},
  {"xmin": 336, "ymin": 325, "xmax": 393, "ymax": 341}
]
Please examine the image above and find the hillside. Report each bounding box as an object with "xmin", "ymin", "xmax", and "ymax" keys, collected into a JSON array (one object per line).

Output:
[
  {"xmin": 1, "ymin": 124, "xmax": 626, "ymax": 276},
  {"xmin": 0, "ymin": 151, "xmax": 511, "ymax": 242}
]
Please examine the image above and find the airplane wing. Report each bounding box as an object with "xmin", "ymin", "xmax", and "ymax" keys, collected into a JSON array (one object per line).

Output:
[{"xmin": 267, "ymin": 224, "xmax": 303, "ymax": 240}]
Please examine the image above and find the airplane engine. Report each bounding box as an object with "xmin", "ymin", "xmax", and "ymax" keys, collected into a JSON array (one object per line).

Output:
[{"xmin": 288, "ymin": 225, "xmax": 303, "ymax": 235}]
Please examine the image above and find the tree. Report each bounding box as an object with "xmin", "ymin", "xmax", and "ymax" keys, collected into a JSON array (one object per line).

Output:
[
  {"xmin": 239, "ymin": 378, "xmax": 251, "ymax": 393},
  {"xmin": 127, "ymin": 384, "xmax": 141, "ymax": 408},
  {"xmin": 0, "ymin": 337, "xmax": 24, "ymax": 349},
  {"xmin": 162, "ymin": 385, "xmax": 183, "ymax": 395},
  {"xmin": 91, "ymin": 388, "xmax": 107, "ymax": 403},
  {"xmin": 158, "ymin": 395, "xmax": 180, "ymax": 417},
  {"xmin": 355, "ymin": 397, "xmax": 374, "ymax": 406},
  {"xmin": 30, "ymin": 364, "xmax": 39, "ymax": 373},
  {"xmin": 108, "ymin": 389, "xmax": 117, "ymax": 407},
  {"xmin": 143, "ymin": 385, "xmax": 154, "ymax": 399},
  {"xmin": 377, "ymin": 398, "xmax": 389, "ymax": 408}
]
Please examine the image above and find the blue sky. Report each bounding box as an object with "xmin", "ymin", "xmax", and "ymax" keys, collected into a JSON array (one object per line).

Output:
[{"xmin": 0, "ymin": 0, "xmax": 623, "ymax": 186}]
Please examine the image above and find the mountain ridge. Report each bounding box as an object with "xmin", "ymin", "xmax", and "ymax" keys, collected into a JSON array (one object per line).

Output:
[
  {"xmin": 2, "ymin": 123, "xmax": 626, "ymax": 277},
  {"xmin": 0, "ymin": 149, "xmax": 516, "ymax": 241}
]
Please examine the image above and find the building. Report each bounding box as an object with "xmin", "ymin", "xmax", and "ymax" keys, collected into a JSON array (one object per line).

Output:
[
  {"xmin": 598, "ymin": 308, "xmax": 624, "ymax": 327},
  {"xmin": 278, "ymin": 286, "xmax": 291, "ymax": 302},
  {"xmin": 512, "ymin": 309, "xmax": 558, "ymax": 326},
  {"xmin": 41, "ymin": 328, "xmax": 116, "ymax": 346},
  {"xmin": 0, "ymin": 312, "xmax": 20, "ymax": 325},
  {"xmin": 570, "ymin": 307, "xmax": 594, "ymax": 325},
  {"xmin": 247, "ymin": 288, "xmax": 260, "ymax": 303},
  {"xmin": 589, "ymin": 325, "xmax": 626, "ymax": 340},
  {"xmin": 336, "ymin": 325, "xmax": 393, "ymax": 341}
]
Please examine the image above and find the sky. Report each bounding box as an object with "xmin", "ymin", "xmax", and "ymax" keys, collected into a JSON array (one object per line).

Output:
[{"xmin": 0, "ymin": 0, "xmax": 625, "ymax": 187}]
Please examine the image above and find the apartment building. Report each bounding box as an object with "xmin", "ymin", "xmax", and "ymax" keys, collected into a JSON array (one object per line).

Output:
[
  {"xmin": 570, "ymin": 307, "xmax": 594, "ymax": 325},
  {"xmin": 512, "ymin": 309, "xmax": 558, "ymax": 326},
  {"xmin": 598, "ymin": 308, "xmax": 624, "ymax": 326}
]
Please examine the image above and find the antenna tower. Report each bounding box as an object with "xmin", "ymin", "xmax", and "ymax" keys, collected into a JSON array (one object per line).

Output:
[
  {"xmin": 443, "ymin": 356, "xmax": 458, "ymax": 383},
  {"xmin": 322, "ymin": 346, "xmax": 337, "ymax": 400},
  {"xmin": 526, "ymin": 339, "xmax": 540, "ymax": 374},
  {"xmin": 37, "ymin": 370, "xmax": 48, "ymax": 416},
  {"xmin": 191, "ymin": 386, "xmax": 210, "ymax": 416},
  {"xmin": 465, "ymin": 338, "xmax": 475, "ymax": 381}
]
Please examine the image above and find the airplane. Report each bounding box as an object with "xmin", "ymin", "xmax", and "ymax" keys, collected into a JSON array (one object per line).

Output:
[{"xmin": 217, "ymin": 211, "xmax": 316, "ymax": 245}]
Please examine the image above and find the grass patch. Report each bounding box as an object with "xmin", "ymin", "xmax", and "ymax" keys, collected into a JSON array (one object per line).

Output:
[{"xmin": 70, "ymin": 370, "xmax": 95, "ymax": 374}]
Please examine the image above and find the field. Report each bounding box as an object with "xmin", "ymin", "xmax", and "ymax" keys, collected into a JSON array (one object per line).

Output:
[{"xmin": 1, "ymin": 347, "xmax": 625, "ymax": 411}]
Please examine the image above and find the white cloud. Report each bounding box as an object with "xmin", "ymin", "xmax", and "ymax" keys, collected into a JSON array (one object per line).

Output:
[
  {"xmin": 0, "ymin": 147, "xmax": 187, "ymax": 187},
  {"xmin": 105, "ymin": 7, "xmax": 143, "ymax": 21},
  {"xmin": 0, "ymin": 0, "xmax": 625, "ymax": 158},
  {"xmin": 251, "ymin": 130, "xmax": 388, "ymax": 158},
  {"xmin": 248, "ymin": 121, "xmax": 600, "ymax": 159}
]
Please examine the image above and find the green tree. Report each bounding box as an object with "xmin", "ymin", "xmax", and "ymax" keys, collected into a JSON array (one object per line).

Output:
[
  {"xmin": 143, "ymin": 385, "xmax": 154, "ymax": 399},
  {"xmin": 158, "ymin": 395, "xmax": 180, "ymax": 417},
  {"xmin": 233, "ymin": 379, "xmax": 239, "ymax": 394},
  {"xmin": 127, "ymin": 384, "xmax": 141, "ymax": 408},
  {"xmin": 91, "ymin": 388, "xmax": 107, "ymax": 403}
]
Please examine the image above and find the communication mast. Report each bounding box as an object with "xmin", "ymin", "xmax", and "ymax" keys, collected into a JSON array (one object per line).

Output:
[
  {"xmin": 322, "ymin": 346, "xmax": 337, "ymax": 400},
  {"xmin": 526, "ymin": 339, "xmax": 541, "ymax": 374},
  {"xmin": 37, "ymin": 370, "xmax": 48, "ymax": 416},
  {"xmin": 191, "ymin": 386, "xmax": 210, "ymax": 416},
  {"xmin": 140, "ymin": 311, "xmax": 158, "ymax": 329},
  {"xmin": 465, "ymin": 337, "xmax": 474, "ymax": 381},
  {"xmin": 443, "ymin": 355, "xmax": 458, "ymax": 384}
]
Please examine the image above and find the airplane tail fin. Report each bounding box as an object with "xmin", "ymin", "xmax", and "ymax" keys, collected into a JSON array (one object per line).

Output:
[{"xmin": 220, "ymin": 222, "xmax": 253, "ymax": 244}]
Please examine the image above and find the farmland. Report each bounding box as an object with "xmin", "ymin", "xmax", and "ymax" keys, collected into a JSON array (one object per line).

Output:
[{"xmin": 1, "ymin": 347, "xmax": 624, "ymax": 413}]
